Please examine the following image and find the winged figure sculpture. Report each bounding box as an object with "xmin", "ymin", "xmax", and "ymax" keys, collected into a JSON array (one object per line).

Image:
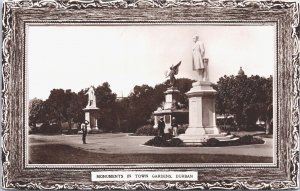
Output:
[{"xmin": 165, "ymin": 61, "xmax": 181, "ymax": 88}]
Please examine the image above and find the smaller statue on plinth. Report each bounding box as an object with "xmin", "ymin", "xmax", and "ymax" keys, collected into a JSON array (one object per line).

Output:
[
  {"xmin": 166, "ymin": 61, "xmax": 181, "ymax": 88},
  {"xmin": 85, "ymin": 86, "xmax": 96, "ymax": 108},
  {"xmin": 192, "ymin": 35, "xmax": 208, "ymax": 82}
]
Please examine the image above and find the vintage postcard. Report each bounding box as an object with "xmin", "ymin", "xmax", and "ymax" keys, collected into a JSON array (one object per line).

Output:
[{"xmin": 1, "ymin": 0, "xmax": 299, "ymax": 190}]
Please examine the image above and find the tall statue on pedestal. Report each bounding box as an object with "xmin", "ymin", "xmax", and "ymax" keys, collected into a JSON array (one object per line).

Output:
[
  {"xmin": 83, "ymin": 86, "xmax": 99, "ymax": 132},
  {"xmin": 192, "ymin": 35, "xmax": 208, "ymax": 82},
  {"xmin": 153, "ymin": 61, "xmax": 186, "ymax": 133},
  {"xmin": 178, "ymin": 35, "xmax": 238, "ymax": 145}
]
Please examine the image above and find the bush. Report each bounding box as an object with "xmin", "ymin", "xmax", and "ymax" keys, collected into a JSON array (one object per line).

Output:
[
  {"xmin": 39, "ymin": 123, "xmax": 60, "ymax": 134},
  {"xmin": 238, "ymin": 135, "xmax": 253, "ymax": 144},
  {"xmin": 238, "ymin": 135, "xmax": 265, "ymax": 145},
  {"xmin": 164, "ymin": 133, "xmax": 173, "ymax": 140},
  {"xmin": 168, "ymin": 138, "xmax": 183, "ymax": 147},
  {"xmin": 144, "ymin": 136, "xmax": 166, "ymax": 147},
  {"xmin": 177, "ymin": 124, "xmax": 189, "ymax": 135},
  {"xmin": 61, "ymin": 128, "xmax": 79, "ymax": 135},
  {"xmin": 144, "ymin": 136, "xmax": 183, "ymax": 147},
  {"xmin": 202, "ymin": 138, "xmax": 220, "ymax": 147},
  {"xmin": 89, "ymin": 129, "xmax": 102, "ymax": 134},
  {"xmin": 135, "ymin": 125, "xmax": 158, "ymax": 136},
  {"xmin": 252, "ymin": 137, "xmax": 265, "ymax": 144},
  {"xmin": 201, "ymin": 135, "xmax": 264, "ymax": 147}
]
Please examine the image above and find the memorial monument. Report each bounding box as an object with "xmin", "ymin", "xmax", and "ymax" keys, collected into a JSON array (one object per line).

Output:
[
  {"xmin": 153, "ymin": 61, "xmax": 188, "ymax": 133},
  {"xmin": 178, "ymin": 35, "xmax": 237, "ymax": 145},
  {"xmin": 83, "ymin": 86, "xmax": 100, "ymax": 132}
]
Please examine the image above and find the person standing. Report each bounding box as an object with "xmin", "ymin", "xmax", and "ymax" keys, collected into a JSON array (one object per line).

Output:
[
  {"xmin": 158, "ymin": 117, "xmax": 165, "ymax": 138},
  {"xmin": 82, "ymin": 120, "xmax": 89, "ymax": 144},
  {"xmin": 171, "ymin": 117, "xmax": 178, "ymax": 137}
]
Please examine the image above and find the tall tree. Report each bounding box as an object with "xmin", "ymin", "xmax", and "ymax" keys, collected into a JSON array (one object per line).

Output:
[
  {"xmin": 29, "ymin": 98, "xmax": 45, "ymax": 128},
  {"xmin": 65, "ymin": 90, "xmax": 86, "ymax": 129},
  {"xmin": 126, "ymin": 85, "xmax": 156, "ymax": 132},
  {"xmin": 215, "ymin": 74, "xmax": 273, "ymax": 132},
  {"xmin": 214, "ymin": 75, "xmax": 236, "ymax": 125},
  {"xmin": 94, "ymin": 82, "xmax": 118, "ymax": 131},
  {"xmin": 173, "ymin": 78, "xmax": 194, "ymax": 108},
  {"xmin": 44, "ymin": 89, "xmax": 73, "ymax": 130}
]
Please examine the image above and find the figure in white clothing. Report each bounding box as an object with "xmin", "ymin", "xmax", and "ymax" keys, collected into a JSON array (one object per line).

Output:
[
  {"xmin": 86, "ymin": 87, "xmax": 96, "ymax": 108},
  {"xmin": 192, "ymin": 35, "xmax": 208, "ymax": 82}
]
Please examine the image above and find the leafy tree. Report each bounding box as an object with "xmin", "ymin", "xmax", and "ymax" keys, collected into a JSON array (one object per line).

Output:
[
  {"xmin": 126, "ymin": 85, "xmax": 156, "ymax": 132},
  {"xmin": 123, "ymin": 78, "xmax": 194, "ymax": 133},
  {"xmin": 29, "ymin": 98, "xmax": 45, "ymax": 128},
  {"xmin": 214, "ymin": 75, "xmax": 236, "ymax": 125},
  {"xmin": 173, "ymin": 78, "xmax": 194, "ymax": 108},
  {"xmin": 44, "ymin": 89, "xmax": 73, "ymax": 131},
  {"xmin": 94, "ymin": 82, "xmax": 118, "ymax": 132},
  {"xmin": 215, "ymin": 74, "xmax": 273, "ymax": 133},
  {"xmin": 114, "ymin": 97, "xmax": 130, "ymax": 132},
  {"xmin": 65, "ymin": 90, "xmax": 86, "ymax": 129}
]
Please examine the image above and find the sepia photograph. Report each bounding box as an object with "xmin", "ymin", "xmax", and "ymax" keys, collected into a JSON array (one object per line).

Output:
[
  {"xmin": 27, "ymin": 24, "xmax": 276, "ymax": 165},
  {"xmin": 2, "ymin": 0, "xmax": 299, "ymax": 189}
]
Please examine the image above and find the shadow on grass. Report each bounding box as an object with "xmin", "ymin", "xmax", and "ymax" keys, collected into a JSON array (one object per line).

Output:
[{"xmin": 29, "ymin": 144, "xmax": 272, "ymax": 164}]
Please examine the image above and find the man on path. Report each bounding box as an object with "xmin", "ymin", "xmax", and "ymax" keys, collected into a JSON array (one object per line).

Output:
[
  {"xmin": 158, "ymin": 117, "xmax": 165, "ymax": 138},
  {"xmin": 171, "ymin": 117, "xmax": 178, "ymax": 137},
  {"xmin": 82, "ymin": 120, "xmax": 89, "ymax": 144}
]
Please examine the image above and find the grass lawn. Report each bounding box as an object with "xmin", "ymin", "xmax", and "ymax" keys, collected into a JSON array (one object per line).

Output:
[{"xmin": 29, "ymin": 144, "xmax": 273, "ymax": 164}]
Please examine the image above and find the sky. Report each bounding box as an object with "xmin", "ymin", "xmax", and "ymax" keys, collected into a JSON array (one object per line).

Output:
[{"xmin": 27, "ymin": 24, "xmax": 276, "ymax": 100}]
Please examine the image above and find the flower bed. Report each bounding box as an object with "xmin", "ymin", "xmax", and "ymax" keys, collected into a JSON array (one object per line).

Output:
[
  {"xmin": 144, "ymin": 136, "xmax": 184, "ymax": 147},
  {"xmin": 145, "ymin": 135, "xmax": 265, "ymax": 147}
]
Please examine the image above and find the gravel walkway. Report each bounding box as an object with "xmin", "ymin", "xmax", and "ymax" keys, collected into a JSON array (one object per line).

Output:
[{"xmin": 29, "ymin": 133, "xmax": 273, "ymax": 157}]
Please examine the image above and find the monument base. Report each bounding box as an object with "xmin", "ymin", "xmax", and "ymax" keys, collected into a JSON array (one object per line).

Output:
[
  {"xmin": 153, "ymin": 87, "xmax": 188, "ymax": 133},
  {"xmin": 178, "ymin": 80, "xmax": 238, "ymax": 145},
  {"xmin": 178, "ymin": 127, "xmax": 238, "ymax": 145},
  {"xmin": 184, "ymin": 126, "xmax": 220, "ymax": 135},
  {"xmin": 178, "ymin": 132, "xmax": 239, "ymax": 146},
  {"xmin": 83, "ymin": 107, "xmax": 100, "ymax": 134}
]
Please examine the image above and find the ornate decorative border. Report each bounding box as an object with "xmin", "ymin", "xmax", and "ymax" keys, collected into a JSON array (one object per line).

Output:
[
  {"xmin": 4, "ymin": 181, "xmax": 299, "ymax": 190},
  {"xmin": 290, "ymin": 0, "xmax": 300, "ymax": 187},
  {"xmin": 24, "ymin": 21, "xmax": 278, "ymax": 170},
  {"xmin": 2, "ymin": 0, "xmax": 299, "ymax": 189}
]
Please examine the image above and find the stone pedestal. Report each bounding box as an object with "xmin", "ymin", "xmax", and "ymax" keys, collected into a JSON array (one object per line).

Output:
[
  {"xmin": 163, "ymin": 88, "xmax": 179, "ymax": 110},
  {"xmin": 179, "ymin": 81, "xmax": 234, "ymax": 145},
  {"xmin": 187, "ymin": 81, "xmax": 219, "ymax": 134},
  {"xmin": 83, "ymin": 106, "xmax": 99, "ymax": 133},
  {"xmin": 153, "ymin": 87, "xmax": 188, "ymax": 133},
  {"xmin": 153, "ymin": 110, "xmax": 172, "ymax": 133},
  {"xmin": 153, "ymin": 88, "xmax": 179, "ymax": 133}
]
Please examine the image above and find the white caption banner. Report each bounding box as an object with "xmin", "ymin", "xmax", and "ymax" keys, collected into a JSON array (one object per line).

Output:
[{"xmin": 91, "ymin": 171, "xmax": 198, "ymax": 181}]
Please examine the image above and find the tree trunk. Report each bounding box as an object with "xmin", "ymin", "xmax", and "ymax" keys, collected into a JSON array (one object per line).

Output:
[{"xmin": 265, "ymin": 117, "xmax": 270, "ymax": 135}]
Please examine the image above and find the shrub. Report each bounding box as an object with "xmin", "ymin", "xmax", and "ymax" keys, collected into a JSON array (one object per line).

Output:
[
  {"xmin": 144, "ymin": 136, "xmax": 166, "ymax": 147},
  {"xmin": 167, "ymin": 138, "xmax": 183, "ymax": 147},
  {"xmin": 39, "ymin": 124, "xmax": 60, "ymax": 134},
  {"xmin": 238, "ymin": 135, "xmax": 265, "ymax": 145},
  {"xmin": 89, "ymin": 129, "xmax": 102, "ymax": 134},
  {"xmin": 252, "ymin": 137, "xmax": 265, "ymax": 144},
  {"xmin": 144, "ymin": 137, "xmax": 183, "ymax": 147},
  {"xmin": 238, "ymin": 135, "xmax": 253, "ymax": 144},
  {"xmin": 202, "ymin": 138, "xmax": 220, "ymax": 147},
  {"xmin": 135, "ymin": 124, "xmax": 158, "ymax": 136},
  {"xmin": 164, "ymin": 133, "xmax": 173, "ymax": 140}
]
